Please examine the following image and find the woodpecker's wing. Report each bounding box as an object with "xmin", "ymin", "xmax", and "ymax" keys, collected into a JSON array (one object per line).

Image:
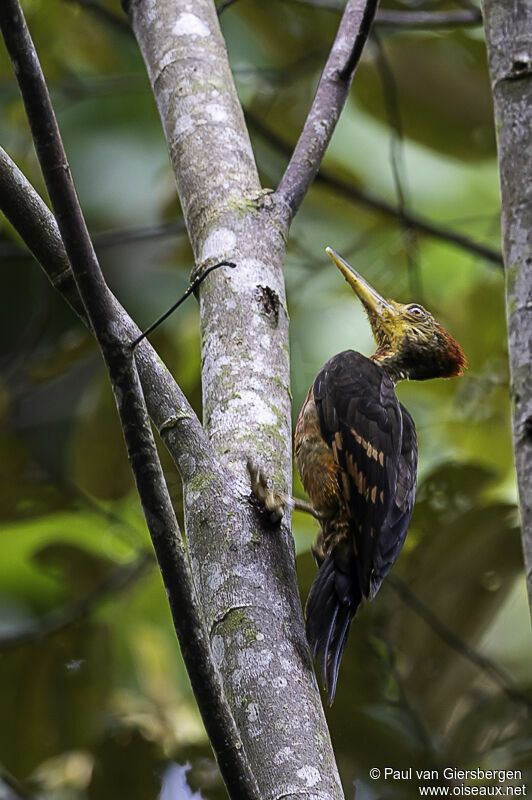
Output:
[
  {"xmin": 370, "ymin": 402, "xmax": 417, "ymax": 598},
  {"xmin": 313, "ymin": 350, "xmax": 404, "ymax": 598}
]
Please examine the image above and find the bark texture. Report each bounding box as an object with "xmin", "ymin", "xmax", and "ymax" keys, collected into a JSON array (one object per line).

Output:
[
  {"xmin": 277, "ymin": 0, "xmax": 379, "ymax": 217},
  {"xmin": 0, "ymin": 2, "xmax": 259, "ymax": 791},
  {"xmin": 126, "ymin": 0, "xmax": 344, "ymax": 796},
  {"xmin": 483, "ymin": 0, "xmax": 532, "ymax": 614}
]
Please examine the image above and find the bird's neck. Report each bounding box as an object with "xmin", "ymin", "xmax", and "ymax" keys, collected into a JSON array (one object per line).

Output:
[{"xmin": 370, "ymin": 348, "xmax": 407, "ymax": 384}]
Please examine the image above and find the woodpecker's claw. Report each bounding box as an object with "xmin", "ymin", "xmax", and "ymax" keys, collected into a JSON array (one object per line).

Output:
[{"xmin": 247, "ymin": 459, "xmax": 288, "ymax": 524}]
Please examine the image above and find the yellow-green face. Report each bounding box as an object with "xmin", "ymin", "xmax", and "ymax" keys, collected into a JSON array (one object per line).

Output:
[
  {"xmin": 326, "ymin": 247, "xmax": 466, "ymax": 379},
  {"xmin": 363, "ymin": 297, "xmax": 440, "ymax": 354}
]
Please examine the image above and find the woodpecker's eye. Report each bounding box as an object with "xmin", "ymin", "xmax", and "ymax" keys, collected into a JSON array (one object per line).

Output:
[{"xmin": 407, "ymin": 305, "xmax": 426, "ymax": 319}]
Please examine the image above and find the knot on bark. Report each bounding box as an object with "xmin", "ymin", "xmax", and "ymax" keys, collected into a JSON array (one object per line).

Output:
[
  {"xmin": 255, "ymin": 285, "xmax": 279, "ymax": 325},
  {"xmin": 250, "ymin": 188, "xmax": 275, "ymax": 210},
  {"xmin": 521, "ymin": 415, "xmax": 532, "ymax": 443},
  {"xmin": 507, "ymin": 54, "xmax": 532, "ymax": 80}
]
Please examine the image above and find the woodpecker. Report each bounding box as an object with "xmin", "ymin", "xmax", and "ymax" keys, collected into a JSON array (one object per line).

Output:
[{"xmin": 296, "ymin": 247, "xmax": 466, "ymax": 703}]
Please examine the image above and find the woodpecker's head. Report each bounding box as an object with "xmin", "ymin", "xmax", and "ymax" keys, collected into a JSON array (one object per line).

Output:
[{"xmin": 326, "ymin": 247, "xmax": 466, "ymax": 383}]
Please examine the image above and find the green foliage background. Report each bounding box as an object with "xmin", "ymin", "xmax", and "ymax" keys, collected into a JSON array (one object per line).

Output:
[{"xmin": 0, "ymin": 1, "xmax": 530, "ymax": 798}]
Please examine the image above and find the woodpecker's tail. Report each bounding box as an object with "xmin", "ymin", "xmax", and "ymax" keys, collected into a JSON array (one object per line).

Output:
[{"xmin": 305, "ymin": 554, "xmax": 362, "ymax": 704}]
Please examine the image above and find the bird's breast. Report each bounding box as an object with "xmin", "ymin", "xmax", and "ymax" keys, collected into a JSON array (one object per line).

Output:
[{"xmin": 295, "ymin": 387, "xmax": 340, "ymax": 515}]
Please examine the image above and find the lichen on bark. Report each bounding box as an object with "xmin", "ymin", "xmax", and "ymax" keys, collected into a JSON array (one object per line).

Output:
[
  {"xmin": 483, "ymin": 0, "xmax": 532, "ymax": 614},
  {"xmin": 126, "ymin": 0, "xmax": 344, "ymax": 796}
]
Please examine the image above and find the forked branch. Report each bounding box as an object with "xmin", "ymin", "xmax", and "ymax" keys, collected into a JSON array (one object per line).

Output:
[
  {"xmin": 0, "ymin": 5, "xmax": 259, "ymax": 797},
  {"xmin": 276, "ymin": 0, "xmax": 379, "ymax": 218}
]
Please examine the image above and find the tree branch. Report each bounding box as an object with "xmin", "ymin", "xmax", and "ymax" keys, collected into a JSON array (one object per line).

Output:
[
  {"xmin": 482, "ymin": 0, "xmax": 532, "ymax": 617},
  {"xmin": 0, "ymin": 146, "xmax": 87, "ymax": 320},
  {"xmin": 0, "ymin": 7, "xmax": 260, "ymax": 798},
  {"xmin": 0, "ymin": 226, "xmax": 175, "ymax": 262},
  {"xmin": 217, "ymin": 0, "xmax": 239, "ymax": 13},
  {"xmin": 124, "ymin": 0, "xmax": 344, "ymax": 795},
  {"xmin": 276, "ymin": 0, "xmax": 380, "ymax": 220},
  {"xmin": 248, "ymin": 111, "xmax": 504, "ymax": 267},
  {"xmin": 1, "ymin": 0, "xmax": 345, "ymax": 792},
  {"xmin": 0, "ymin": 144, "xmax": 214, "ymax": 466},
  {"xmin": 375, "ymin": 7, "xmax": 481, "ymax": 28},
  {"xmin": 217, "ymin": 0, "xmax": 482, "ymax": 27},
  {"xmin": 282, "ymin": 0, "xmax": 483, "ymax": 28}
]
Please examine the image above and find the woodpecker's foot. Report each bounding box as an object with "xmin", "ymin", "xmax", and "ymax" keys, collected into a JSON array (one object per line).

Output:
[
  {"xmin": 292, "ymin": 497, "xmax": 330, "ymax": 522},
  {"xmin": 247, "ymin": 459, "xmax": 287, "ymax": 524}
]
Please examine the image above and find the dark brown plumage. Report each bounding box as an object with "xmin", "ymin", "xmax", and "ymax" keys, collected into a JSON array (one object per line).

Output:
[{"xmin": 296, "ymin": 248, "xmax": 466, "ymax": 703}]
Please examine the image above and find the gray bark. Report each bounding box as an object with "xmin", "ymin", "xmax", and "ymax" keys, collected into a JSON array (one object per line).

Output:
[
  {"xmin": 483, "ymin": 0, "xmax": 532, "ymax": 615},
  {"xmin": 3, "ymin": 0, "xmax": 377, "ymax": 789},
  {"xmin": 0, "ymin": 0, "xmax": 258, "ymax": 785},
  {"xmin": 1, "ymin": 139, "xmax": 341, "ymax": 797},
  {"xmin": 277, "ymin": 0, "xmax": 379, "ymax": 216},
  {"xmin": 125, "ymin": 0, "xmax": 344, "ymax": 796}
]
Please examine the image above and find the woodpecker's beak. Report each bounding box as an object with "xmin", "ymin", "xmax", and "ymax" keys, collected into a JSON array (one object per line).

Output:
[{"xmin": 326, "ymin": 248, "xmax": 395, "ymax": 318}]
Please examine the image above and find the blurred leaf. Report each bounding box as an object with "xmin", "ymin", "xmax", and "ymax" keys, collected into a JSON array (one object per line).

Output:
[
  {"xmin": 413, "ymin": 461, "xmax": 497, "ymax": 518},
  {"xmin": 355, "ymin": 33, "xmax": 495, "ymax": 160},
  {"xmin": 29, "ymin": 329, "xmax": 95, "ymax": 384},
  {"xmin": 159, "ymin": 761, "xmax": 209, "ymax": 800},
  {"xmin": 71, "ymin": 375, "xmax": 133, "ymax": 500},
  {"xmin": 32, "ymin": 542, "xmax": 122, "ymax": 600},
  {"xmin": 0, "ymin": 431, "xmax": 75, "ymax": 522},
  {"xmin": 0, "ymin": 509, "xmax": 142, "ymax": 611},
  {"xmin": 224, "ymin": 0, "xmax": 336, "ymax": 71},
  {"xmin": 448, "ymin": 690, "xmax": 532, "ymax": 767},
  {"xmin": 0, "ymin": 623, "xmax": 111, "ymax": 779},
  {"xmin": 88, "ymin": 726, "xmax": 162, "ymax": 800},
  {"xmin": 168, "ymin": 746, "xmax": 225, "ymax": 800},
  {"xmin": 386, "ymin": 467, "xmax": 522, "ymax": 731}
]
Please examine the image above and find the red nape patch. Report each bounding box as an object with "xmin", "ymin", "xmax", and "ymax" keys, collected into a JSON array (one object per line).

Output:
[{"xmin": 437, "ymin": 325, "xmax": 467, "ymax": 377}]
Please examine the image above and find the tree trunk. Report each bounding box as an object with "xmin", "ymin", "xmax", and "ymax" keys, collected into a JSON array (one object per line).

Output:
[
  {"xmin": 124, "ymin": 0, "xmax": 344, "ymax": 795},
  {"xmin": 482, "ymin": 0, "xmax": 532, "ymax": 616}
]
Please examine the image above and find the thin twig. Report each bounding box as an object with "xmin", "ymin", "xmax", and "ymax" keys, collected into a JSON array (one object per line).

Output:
[
  {"xmin": 372, "ymin": 30, "xmax": 423, "ymax": 298},
  {"xmin": 216, "ymin": 0, "xmax": 482, "ymax": 26},
  {"xmin": 376, "ymin": 7, "xmax": 482, "ymax": 27},
  {"xmin": 0, "ymin": 145, "xmax": 214, "ymax": 456},
  {"xmin": 92, "ymin": 219, "xmax": 186, "ymax": 248},
  {"xmin": 248, "ymin": 112, "xmax": 503, "ymax": 267},
  {"xmin": 387, "ymin": 575, "xmax": 532, "ymax": 709},
  {"xmin": 280, "ymin": 0, "xmax": 483, "ymax": 27},
  {"xmin": 276, "ymin": 0, "xmax": 380, "ymax": 220},
  {"xmin": 0, "ymin": 217, "xmax": 187, "ymax": 261},
  {"xmin": 382, "ymin": 635, "xmax": 439, "ymax": 758},
  {"xmin": 131, "ymin": 260, "xmax": 236, "ymax": 348},
  {"xmin": 319, "ymin": 168, "xmax": 503, "ymax": 267},
  {"xmin": 0, "ymin": 6, "xmax": 259, "ymax": 799}
]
